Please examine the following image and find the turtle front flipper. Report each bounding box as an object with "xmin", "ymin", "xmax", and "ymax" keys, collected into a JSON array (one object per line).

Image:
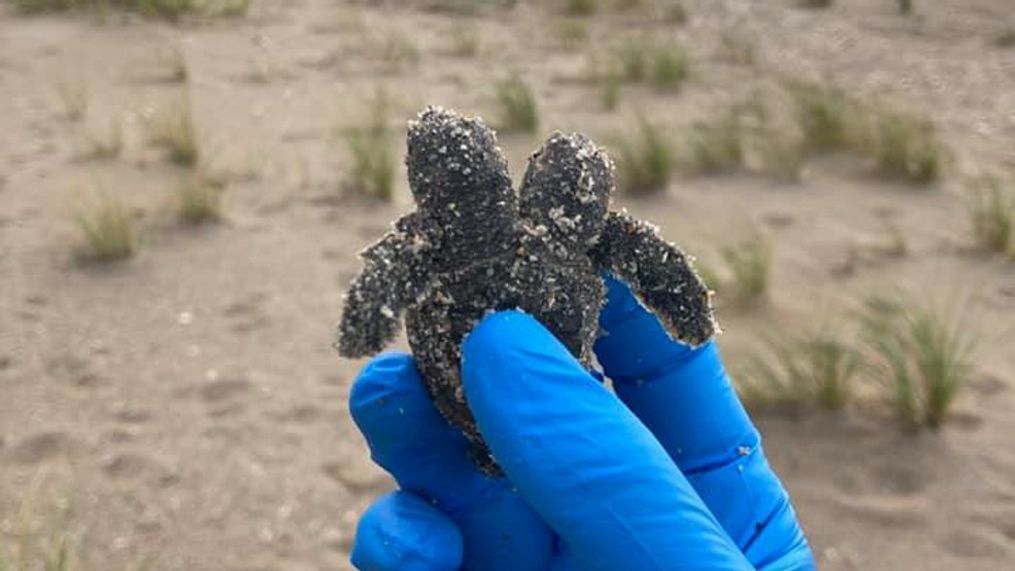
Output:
[
  {"xmin": 336, "ymin": 213, "xmax": 435, "ymax": 358},
  {"xmin": 591, "ymin": 211, "xmax": 717, "ymax": 347}
]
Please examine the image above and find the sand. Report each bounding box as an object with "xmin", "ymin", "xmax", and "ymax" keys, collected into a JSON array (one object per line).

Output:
[{"xmin": 0, "ymin": 0, "xmax": 1013, "ymax": 569}]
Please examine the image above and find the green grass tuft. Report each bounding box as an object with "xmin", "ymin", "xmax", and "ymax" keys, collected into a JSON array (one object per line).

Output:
[
  {"xmin": 659, "ymin": 1, "xmax": 687, "ymax": 24},
  {"xmin": 73, "ymin": 191, "xmax": 135, "ymax": 262},
  {"xmin": 616, "ymin": 39, "xmax": 650, "ymax": 82},
  {"xmin": 613, "ymin": 120, "xmax": 674, "ymax": 195},
  {"xmin": 54, "ymin": 78, "xmax": 87, "ymax": 122},
  {"xmin": 742, "ymin": 330, "xmax": 859, "ymax": 411},
  {"xmin": 81, "ymin": 116, "xmax": 124, "ymax": 160},
  {"xmin": 721, "ymin": 237, "xmax": 771, "ymax": 304},
  {"xmin": 686, "ymin": 112, "xmax": 743, "ymax": 174},
  {"xmin": 615, "ymin": 39, "xmax": 689, "ymax": 89},
  {"xmin": 870, "ymin": 108, "xmax": 939, "ymax": 184},
  {"xmin": 448, "ymin": 24, "xmax": 481, "ymax": 57},
  {"xmin": 562, "ymin": 0, "xmax": 596, "ymax": 16},
  {"xmin": 860, "ymin": 297, "xmax": 975, "ymax": 429},
  {"xmin": 786, "ymin": 80, "xmax": 857, "ymax": 152},
  {"xmin": 145, "ymin": 97, "xmax": 199, "ymax": 166},
  {"xmin": 971, "ymin": 176, "xmax": 1013, "ymax": 255},
  {"xmin": 554, "ymin": 19, "xmax": 589, "ymax": 51},
  {"xmin": 600, "ymin": 71, "xmax": 622, "ymax": 111},
  {"xmin": 344, "ymin": 91, "xmax": 396, "ymax": 201},
  {"xmin": 175, "ymin": 174, "xmax": 223, "ymax": 224},
  {"xmin": 994, "ymin": 28, "xmax": 1015, "ymax": 48},
  {"xmin": 649, "ymin": 42, "xmax": 689, "ymax": 90},
  {"xmin": 377, "ymin": 34, "xmax": 420, "ymax": 74},
  {"xmin": 494, "ymin": 76, "xmax": 539, "ymax": 133},
  {"xmin": 755, "ymin": 123, "xmax": 805, "ymax": 182},
  {"xmin": 11, "ymin": 0, "xmax": 248, "ymax": 20}
]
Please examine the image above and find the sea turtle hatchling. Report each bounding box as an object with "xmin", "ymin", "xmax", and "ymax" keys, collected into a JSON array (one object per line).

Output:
[{"xmin": 336, "ymin": 106, "xmax": 716, "ymax": 473}]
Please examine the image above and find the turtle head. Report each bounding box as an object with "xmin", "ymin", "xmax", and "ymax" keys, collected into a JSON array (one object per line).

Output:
[
  {"xmin": 406, "ymin": 107, "xmax": 515, "ymax": 224},
  {"xmin": 519, "ymin": 133, "xmax": 614, "ymax": 250}
]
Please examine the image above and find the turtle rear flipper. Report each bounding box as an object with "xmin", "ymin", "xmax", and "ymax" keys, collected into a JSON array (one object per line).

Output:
[
  {"xmin": 336, "ymin": 213, "xmax": 436, "ymax": 357},
  {"xmin": 591, "ymin": 211, "xmax": 717, "ymax": 347}
]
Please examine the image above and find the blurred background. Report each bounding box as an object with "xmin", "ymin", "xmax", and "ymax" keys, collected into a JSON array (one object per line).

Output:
[{"xmin": 1, "ymin": 0, "xmax": 1013, "ymax": 569}]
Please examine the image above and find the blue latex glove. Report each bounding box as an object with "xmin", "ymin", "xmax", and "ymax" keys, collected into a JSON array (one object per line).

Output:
[{"xmin": 347, "ymin": 277, "xmax": 815, "ymax": 571}]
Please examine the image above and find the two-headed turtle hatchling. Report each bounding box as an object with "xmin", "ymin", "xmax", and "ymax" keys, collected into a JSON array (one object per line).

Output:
[{"xmin": 336, "ymin": 107, "xmax": 715, "ymax": 473}]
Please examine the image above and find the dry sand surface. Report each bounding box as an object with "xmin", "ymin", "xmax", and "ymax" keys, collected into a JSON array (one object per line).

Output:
[{"xmin": 1, "ymin": 0, "xmax": 1014, "ymax": 569}]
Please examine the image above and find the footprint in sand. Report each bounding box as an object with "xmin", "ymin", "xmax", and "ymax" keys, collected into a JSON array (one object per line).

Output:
[
  {"xmin": 271, "ymin": 404, "xmax": 325, "ymax": 424},
  {"xmin": 968, "ymin": 373, "xmax": 1007, "ymax": 397},
  {"xmin": 874, "ymin": 463, "xmax": 929, "ymax": 496},
  {"xmin": 7, "ymin": 431, "xmax": 77, "ymax": 465},
  {"xmin": 183, "ymin": 377, "xmax": 254, "ymax": 419},
  {"xmin": 111, "ymin": 407, "xmax": 152, "ymax": 424},
  {"xmin": 46, "ymin": 353, "xmax": 104, "ymax": 388},
  {"xmin": 199, "ymin": 378, "xmax": 252, "ymax": 403},
  {"xmin": 222, "ymin": 293, "xmax": 271, "ymax": 335},
  {"xmin": 101, "ymin": 452, "xmax": 173, "ymax": 483},
  {"xmin": 940, "ymin": 527, "xmax": 1012, "ymax": 559},
  {"xmin": 322, "ymin": 461, "xmax": 391, "ymax": 495},
  {"xmin": 823, "ymin": 493, "xmax": 930, "ymax": 528}
]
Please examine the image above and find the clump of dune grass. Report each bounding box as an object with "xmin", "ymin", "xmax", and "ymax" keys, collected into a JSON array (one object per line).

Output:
[
  {"xmin": 12, "ymin": 0, "xmax": 247, "ymax": 20},
  {"xmin": 869, "ymin": 108, "xmax": 940, "ymax": 184},
  {"xmin": 659, "ymin": 1, "xmax": 687, "ymax": 24},
  {"xmin": 0, "ymin": 497, "xmax": 74, "ymax": 571},
  {"xmin": 14, "ymin": 0, "xmax": 195, "ymax": 20},
  {"xmin": 859, "ymin": 296, "xmax": 975, "ymax": 429},
  {"xmin": 80, "ymin": 116, "xmax": 124, "ymax": 160},
  {"xmin": 616, "ymin": 39, "xmax": 650, "ymax": 82},
  {"xmin": 600, "ymin": 71, "xmax": 622, "ymax": 111},
  {"xmin": 614, "ymin": 39, "xmax": 689, "ymax": 89},
  {"xmin": 994, "ymin": 28, "xmax": 1015, "ymax": 48},
  {"xmin": 54, "ymin": 78, "xmax": 87, "ymax": 122},
  {"xmin": 721, "ymin": 237, "xmax": 771, "ymax": 304},
  {"xmin": 649, "ymin": 42, "xmax": 689, "ymax": 90},
  {"xmin": 145, "ymin": 97, "xmax": 199, "ymax": 166},
  {"xmin": 175, "ymin": 174, "xmax": 223, "ymax": 224},
  {"xmin": 203, "ymin": 0, "xmax": 249, "ymax": 17},
  {"xmin": 448, "ymin": 24, "xmax": 480, "ymax": 57},
  {"xmin": 344, "ymin": 91, "xmax": 395, "ymax": 201},
  {"xmin": 786, "ymin": 80, "xmax": 857, "ymax": 152},
  {"xmin": 741, "ymin": 330, "xmax": 859, "ymax": 411},
  {"xmin": 754, "ymin": 123, "xmax": 805, "ymax": 182},
  {"xmin": 611, "ymin": 0, "xmax": 641, "ymax": 9},
  {"xmin": 555, "ymin": 19, "xmax": 589, "ymax": 51},
  {"xmin": 686, "ymin": 112, "xmax": 743, "ymax": 174},
  {"xmin": 73, "ymin": 191, "xmax": 135, "ymax": 262},
  {"xmin": 494, "ymin": 76, "xmax": 539, "ymax": 133},
  {"xmin": 971, "ymin": 176, "xmax": 1013, "ymax": 255},
  {"xmin": 156, "ymin": 45, "xmax": 189, "ymax": 83},
  {"xmin": 613, "ymin": 120, "xmax": 674, "ymax": 195},
  {"xmin": 718, "ymin": 28, "xmax": 756, "ymax": 66},
  {"xmin": 563, "ymin": 0, "xmax": 597, "ymax": 16},
  {"xmin": 378, "ymin": 34, "xmax": 420, "ymax": 74}
]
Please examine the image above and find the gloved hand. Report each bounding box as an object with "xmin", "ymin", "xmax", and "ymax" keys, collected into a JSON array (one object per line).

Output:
[{"xmin": 347, "ymin": 277, "xmax": 815, "ymax": 571}]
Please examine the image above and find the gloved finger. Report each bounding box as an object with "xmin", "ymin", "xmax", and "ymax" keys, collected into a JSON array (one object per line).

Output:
[
  {"xmin": 596, "ymin": 278, "xmax": 814, "ymax": 567},
  {"xmin": 462, "ymin": 311, "xmax": 752, "ymax": 571},
  {"xmin": 351, "ymin": 491, "xmax": 462, "ymax": 571},
  {"xmin": 349, "ymin": 353, "xmax": 554, "ymax": 570},
  {"xmin": 548, "ymin": 541, "xmax": 584, "ymax": 571},
  {"xmin": 596, "ymin": 275, "xmax": 758, "ymax": 475}
]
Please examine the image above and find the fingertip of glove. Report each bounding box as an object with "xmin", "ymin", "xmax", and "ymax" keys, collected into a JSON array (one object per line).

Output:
[
  {"xmin": 461, "ymin": 310, "xmax": 581, "ymax": 395},
  {"xmin": 351, "ymin": 491, "xmax": 463, "ymax": 571},
  {"xmin": 349, "ymin": 353, "xmax": 419, "ymax": 419}
]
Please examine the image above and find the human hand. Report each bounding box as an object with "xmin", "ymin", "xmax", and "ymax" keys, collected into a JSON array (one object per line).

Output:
[{"xmin": 346, "ymin": 277, "xmax": 815, "ymax": 570}]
